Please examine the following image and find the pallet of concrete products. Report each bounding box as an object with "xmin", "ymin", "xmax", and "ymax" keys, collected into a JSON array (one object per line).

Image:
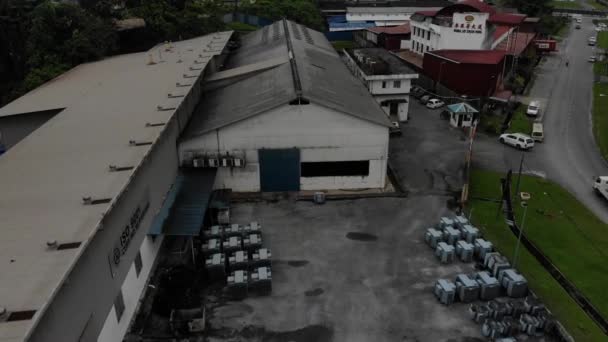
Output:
[
  {"xmin": 226, "ymin": 270, "xmax": 248, "ymax": 299},
  {"xmin": 249, "ymin": 266, "xmax": 272, "ymax": 294},
  {"xmin": 455, "ymin": 240, "xmax": 474, "ymax": 262},
  {"xmin": 476, "ymin": 271, "xmax": 501, "ymax": 300},
  {"xmin": 439, "ymin": 217, "xmax": 454, "ymax": 230},
  {"xmin": 425, "ymin": 228, "xmax": 444, "ymax": 249},
  {"xmin": 484, "ymin": 252, "xmax": 511, "ymax": 278},
  {"xmin": 474, "ymin": 238, "xmax": 493, "ymax": 261},
  {"xmin": 509, "ymin": 298, "xmax": 527, "ymax": 318},
  {"xmin": 497, "ymin": 269, "xmax": 528, "ymax": 298},
  {"xmin": 453, "ymin": 215, "xmax": 469, "ymax": 230},
  {"xmin": 460, "ymin": 224, "xmax": 480, "ymax": 243},
  {"xmin": 228, "ymin": 250, "xmax": 249, "ymax": 271},
  {"xmin": 202, "ymin": 238, "xmax": 221, "ymax": 255},
  {"xmin": 443, "ymin": 226, "xmax": 461, "ymax": 245},
  {"xmin": 251, "ymin": 248, "xmax": 271, "ymax": 267},
  {"xmin": 523, "ymin": 296, "xmax": 545, "ymax": 316},
  {"xmin": 487, "ymin": 300, "xmax": 512, "ymax": 320},
  {"xmin": 223, "ymin": 236, "xmax": 242, "ymax": 254},
  {"xmin": 500, "ymin": 316, "xmax": 520, "ymax": 337},
  {"xmin": 434, "ymin": 279, "xmax": 456, "ymax": 305},
  {"xmin": 468, "ymin": 303, "xmax": 490, "ymax": 323},
  {"xmin": 481, "ymin": 319, "xmax": 506, "ymax": 339},
  {"xmin": 519, "ymin": 313, "xmax": 544, "ymax": 336},
  {"xmin": 205, "ymin": 253, "xmax": 226, "ymax": 280},
  {"xmin": 455, "ymin": 274, "xmax": 479, "ymax": 303},
  {"xmin": 203, "ymin": 225, "xmax": 224, "ymax": 239},
  {"xmin": 243, "ymin": 233, "xmax": 262, "ymax": 251},
  {"xmin": 435, "ymin": 242, "xmax": 455, "ymax": 264},
  {"xmin": 243, "ymin": 221, "xmax": 262, "ymax": 235},
  {"xmin": 224, "ymin": 223, "xmax": 243, "ymax": 237}
]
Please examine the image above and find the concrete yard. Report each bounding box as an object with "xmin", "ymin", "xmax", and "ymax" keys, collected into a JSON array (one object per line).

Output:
[{"xmin": 205, "ymin": 196, "xmax": 483, "ymax": 342}]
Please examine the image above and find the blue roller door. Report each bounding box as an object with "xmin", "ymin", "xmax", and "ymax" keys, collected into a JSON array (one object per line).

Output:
[{"xmin": 259, "ymin": 148, "xmax": 300, "ymax": 192}]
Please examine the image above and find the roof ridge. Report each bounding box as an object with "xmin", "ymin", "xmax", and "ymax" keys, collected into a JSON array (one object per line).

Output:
[{"xmin": 282, "ymin": 19, "xmax": 304, "ymax": 99}]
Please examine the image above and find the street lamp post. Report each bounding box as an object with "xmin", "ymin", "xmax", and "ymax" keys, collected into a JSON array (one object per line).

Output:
[{"xmin": 512, "ymin": 192, "xmax": 531, "ymax": 268}]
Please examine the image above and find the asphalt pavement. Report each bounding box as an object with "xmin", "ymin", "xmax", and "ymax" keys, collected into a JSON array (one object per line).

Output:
[{"xmin": 475, "ymin": 17, "xmax": 608, "ymax": 223}]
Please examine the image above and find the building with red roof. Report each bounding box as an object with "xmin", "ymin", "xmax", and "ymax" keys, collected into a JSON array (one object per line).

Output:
[
  {"xmin": 355, "ymin": 23, "xmax": 412, "ymax": 51},
  {"xmin": 423, "ymin": 50, "xmax": 507, "ymax": 97}
]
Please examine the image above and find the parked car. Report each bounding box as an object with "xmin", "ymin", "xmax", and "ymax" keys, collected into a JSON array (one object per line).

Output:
[
  {"xmin": 589, "ymin": 55, "xmax": 597, "ymax": 62},
  {"xmin": 426, "ymin": 98, "xmax": 445, "ymax": 109},
  {"xmin": 531, "ymin": 122, "xmax": 544, "ymax": 142},
  {"xmin": 499, "ymin": 133, "xmax": 535, "ymax": 150},
  {"xmin": 420, "ymin": 95, "xmax": 431, "ymax": 105},
  {"xmin": 526, "ymin": 100, "xmax": 540, "ymax": 116}
]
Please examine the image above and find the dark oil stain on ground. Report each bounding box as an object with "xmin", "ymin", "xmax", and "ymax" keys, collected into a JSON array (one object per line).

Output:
[
  {"xmin": 287, "ymin": 260, "xmax": 309, "ymax": 267},
  {"xmin": 265, "ymin": 324, "xmax": 333, "ymax": 342},
  {"xmin": 346, "ymin": 232, "xmax": 378, "ymax": 241},
  {"xmin": 304, "ymin": 288, "xmax": 324, "ymax": 297}
]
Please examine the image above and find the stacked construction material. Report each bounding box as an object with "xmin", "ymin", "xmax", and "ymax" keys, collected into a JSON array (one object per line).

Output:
[
  {"xmin": 224, "ymin": 223, "xmax": 243, "ymax": 237},
  {"xmin": 243, "ymin": 233, "xmax": 263, "ymax": 251},
  {"xmin": 469, "ymin": 303, "xmax": 491, "ymax": 323},
  {"xmin": 497, "ymin": 269, "xmax": 528, "ymax": 298},
  {"xmin": 484, "ymin": 252, "xmax": 511, "ymax": 278},
  {"xmin": 460, "ymin": 224, "xmax": 480, "ymax": 243},
  {"xmin": 455, "ymin": 274, "xmax": 479, "ymax": 303},
  {"xmin": 455, "ymin": 240, "xmax": 474, "ymax": 262},
  {"xmin": 251, "ymin": 248, "xmax": 272, "ymax": 268},
  {"xmin": 249, "ymin": 266, "xmax": 272, "ymax": 294},
  {"xmin": 228, "ymin": 250, "xmax": 249, "ymax": 271},
  {"xmin": 476, "ymin": 271, "xmax": 501, "ymax": 300},
  {"xmin": 205, "ymin": 253, "xmax": 226, "ymax": 280},
  {"xmin": 453, "ymin": 215, "xmax": 469, "ymax": 230},
  {"xmin": 203, "ymin": 225, "xmax": 223, "ymax": 239},
  {"xmin": 434, "ymin": 279, "xmax": 456, "ymax": 305},
  {"xmin": 474, "ymin": 238, "xmax": 493, "ymax": 261},
  {"xmin": 223, "ymin": 236, "xmax": 243, "ymax": 254},
  {"xmin": 202, "ymin": 238, "xmax": 221, "ymax": 255},
  {"xmin": 443, "ymin": 226, "xmax": 461, "ymax": 245},
  {"xmin": 439, "ymin": 217, "xmax": 454, "ymax": 230},
  {"xmin": 435, "ymin": 242, "xmax": 455, "ymax": 264},
  {"xmin": 226, "ymin": 270, "xmax": 248, "ymax": 299},
  {"xmin": 425, "ymin": 228, "xmax": 444, "ymax": 249},
  {"xmin": 243, "ymin": 221, "xmax": 262, "ymax": 235}
]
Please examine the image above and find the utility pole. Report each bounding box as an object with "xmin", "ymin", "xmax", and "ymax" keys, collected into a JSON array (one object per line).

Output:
[
  {"xmin": 514, "ymin": 152, "xmax": 524, "ymax": 202},
  {"xmin": 513, "ymin": 193, "xmax": 530, "ymax": 268}
]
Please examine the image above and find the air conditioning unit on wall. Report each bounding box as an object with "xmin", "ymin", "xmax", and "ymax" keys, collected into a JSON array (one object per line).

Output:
[
  {"xmin": 207, "ymin": 154, "xmax": 219, "ymax": 168},
  {"xmin": 221, "ymin": 156, "xmax": 234, "ymax": 168}
]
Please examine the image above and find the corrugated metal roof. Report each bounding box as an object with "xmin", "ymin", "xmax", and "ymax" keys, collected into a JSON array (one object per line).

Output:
[
  {"xmin": 183, "ymin": 19, "xmax": 390, "ymax": 138},
  {"xmin": 429, "ymin": 49, "xmax": 506, "ymax": 65},
  {"xmin": 447, "ymin": 102, "xmax": 479, "ymax": 113}
]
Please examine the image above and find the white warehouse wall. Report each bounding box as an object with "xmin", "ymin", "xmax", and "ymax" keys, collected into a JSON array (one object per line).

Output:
[
  {"xmin": 179, "ymin": 103, "xmax": 389, "ymax": 191},
  {"xmin": 368, "ymin": 78, "xmax": 412, "ymax": 95},
  {"xmin": 97, "ymin": 235, "xmax": 165, "ymax": 342}
]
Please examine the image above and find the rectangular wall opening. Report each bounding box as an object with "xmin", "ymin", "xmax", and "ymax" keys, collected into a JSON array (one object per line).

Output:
[{"xmin": 301, "ymin": 161, "xmax": 369, "ymax": 177}]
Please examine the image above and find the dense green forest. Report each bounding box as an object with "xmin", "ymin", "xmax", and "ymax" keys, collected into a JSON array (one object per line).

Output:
[{"xmin": 0, "ymin": 0, "xmax": 323, "ymax": 106}]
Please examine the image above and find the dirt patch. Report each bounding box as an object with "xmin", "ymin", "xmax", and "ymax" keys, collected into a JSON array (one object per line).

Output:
[
  {"xmin": 287, "ymin": 260, "xmax": 309, "ymax": 267},
  {"xmin": 304, "ymin": 288, "xmax": 324, "ymax": 297},
  {"xmin": 346, "ymin": 232, "xmax": 378, "ymax": 241}
]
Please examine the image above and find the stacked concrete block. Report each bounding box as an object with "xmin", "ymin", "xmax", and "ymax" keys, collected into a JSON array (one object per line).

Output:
[
  {"xmin": 487, "ymin": 300, "xmax": 511, "ymax": 320},
  {"xmin": 205, "ymin": 253, "xmax": 226, "ymax": 280},
  {"xmin": 203, "ymin": 225, "xmax": 223, "ymax": 239},
  {"xmin": 249, "ymin": 266, "xmax": 272, "ymax": 294},
  {"xmin": 523, "ymin": 297, "xmax": 545, "ymax": 316},
  {"xmin": 228, "ymin": 250, "xmax": 249, "ymax": 271},
  {"xmin": 226, "ymin": 270, "xmax": 248, "ymax": 299},
  {"xmin": 443, "ymin": 226, "xmax": 461, "ymax": 245},
  {"xmin": 425, "ymin": 228, "xmax": 444, "ymax": 249},
  {"xmin": 484, "ymin": 252, "xmax": 511, "ymax": 278},
  {"xmin": 453, "ymin": 215, "xmax": 469, "ymax": 230},
  {"xmin": 434, "ymin": 279, "xmax": 456, "ymax": 305},
  {"xmin": 251, "ymin": 248, "xmax": 271, "ymax": 268},
  {"xmin": 468, "ymin": 303, "xmax": 490, "ymax": 323},
  {"xmin": 223, "ymin": 236, "xmax": 242, "ymax": 254},
  {"xmin": 461, "ymin": 224, "xmax": 480, "ymax": 243},
  {"xmin": 243, "ymin": 221, "xmax": 262, "ymax": 235},
  {"xmin": 455, "ymin": 240, "xmax": 474, "ymax": 262},
  {"xmin": 439, "ymin": 217, "xmax": 454, "ymax": 230},
  {"xmin": 224, "ymin": 223, "xmax": 243, "ymax": 237},
  {"xmin": 474, "ymin": 238, "xmax": 493, "ymax": 261},
  {"xmin": 476, "ymin": 271, "xmax": 501, "ymax": 300},
  {"xmin": 243, "ymin": 233, "xmax": 263, "ymax": 251},
  {"xmin": 520, "ymin": 314, "xmax": 543, "ymax": 336},
  {"xmin": 202, "ymin": 238, "xmax": 221, "ymax": 255},
  {"xmin": 481, "ymin": 320, "xmax": 506, "ymax": 339},
  {"xmin": 435, "ymin": 242, "xmax": 455, "ymax": 264},
  {"xmin": 455, "ymin": 274, "xmax": 479, "ymax": 303},
  {"xmin": 498, "ymin": 269, "xmax": 528, "ymax": 298}
]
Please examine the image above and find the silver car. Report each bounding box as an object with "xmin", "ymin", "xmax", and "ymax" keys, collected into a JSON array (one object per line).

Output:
[{"xmin": 499, "ymin": 133, "xmax": 535, "ymax": 150}]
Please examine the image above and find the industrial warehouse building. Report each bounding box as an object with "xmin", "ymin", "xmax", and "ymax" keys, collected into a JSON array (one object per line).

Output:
[
  {"xmin": 0, "ymin": 20, "xmax": 389, "ymax": 342},
  {"xmin": 179, "ymin": 20, "xmax": 391, "ymax": 192}
]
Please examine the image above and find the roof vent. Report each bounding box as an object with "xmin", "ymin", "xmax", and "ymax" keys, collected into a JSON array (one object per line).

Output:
[
  {"xmin": 46, "ymin": 240, "xmax": 58, "ymax": 249},
  {"xmin": 56, "ymin": 242, "xmax": 82, "ymax": 250},
  {"xmin": 157, "ymin": 105, "xmax": 176, "ymax": 111},
  {"xmin": 189, "ymin": 66, "xmax": 202, "ymax": 71},
  {"xmin": 147, "ymin": 53, "xmax": 156, "ymax": 65},
  {"xmin": 4, "ymin": 310, "xmax": 36, "ymax": 322},
  {"xmin": 146, "ymin": 122, "xmax": 166, "ymax": 127},
  {"xmin": 129, "ymin": 140, "xmax": 153, "ymax": 146},
  {"xmin": 167, "ymin": 93, "xmax": 184, "ymax": 98},
  {"xmin": 108, "ymin": 165, "xmax": 135, "ymax": 172},
  {"xmin": 176, "ymin": 82, "xmax": 192, "ymax": 87},
  {"xmin": 182, "ymin": 73, "xmax": 197, "ymax": 78},
  {"xmin": 82, "ymin": 197, "xmax": 112, "ymax": 205}
]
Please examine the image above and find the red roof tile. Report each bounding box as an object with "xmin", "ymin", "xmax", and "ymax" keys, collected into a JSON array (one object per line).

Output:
[
  {"xmin": 414, "ymin": 9, "xmax": 440, "ymax": 17},
  {"xmin": 429, "ymin": 50, "xmax": 506, "ymax": 64},
  {"xmin": 494, "ymin": 31, "xmax": 536, "ymax": 56},
  {"xmin": 368, "ymin": 23, "xmax": 411, "ymax": 35},
  {"xmin": 489, "ymin": 13, "xmax": 526, "ymax": 25},
  {"xmin": 493, "ymin": 25, "xmax": 511, "ymax": 44},
  {"xmin": 456, "ymin": 0, "xmax": 497, "ymax": 14}
]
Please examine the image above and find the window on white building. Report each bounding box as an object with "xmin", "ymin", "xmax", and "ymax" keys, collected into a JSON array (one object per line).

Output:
[
  {"xmin": 426, "ymin": 45, "xmax": 430, "ymax": 52},
  {"xmin": 427, "ymin": 31, "xmax": 430, "ymax": 40},
  {"xmin": 382, "ymin": 81, "xmax": 387, "ymax": 88},
  {"xmin": 134, "ymin": 251, "xmax": 143, "ymax": 277},
  {"xmin": 394, "ymin": 80, "xmax": 401, "ymax": 88},
  {"xmin": 114, "ymin": 290, "xmax": 125, "ymax": 322}
]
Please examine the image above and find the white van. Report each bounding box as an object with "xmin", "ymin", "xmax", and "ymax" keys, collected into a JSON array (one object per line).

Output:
[
  {"xmin": 532, "ymin": 122, "xmax": 544, "ymax": 142},
  {"xmin": 526, "ymin": 100, "xmax": 540, "ymax": 116}
]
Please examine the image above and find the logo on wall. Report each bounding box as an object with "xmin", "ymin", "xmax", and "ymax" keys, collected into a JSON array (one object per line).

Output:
[{"xmin": 465, "ymin": 15, "xmax": 475, "ymax": 22}]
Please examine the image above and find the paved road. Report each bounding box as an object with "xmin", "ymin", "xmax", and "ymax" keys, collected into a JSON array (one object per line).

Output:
[{"xmin": 475, "ymin": 17, "xmax": 608, "ymax": 223}]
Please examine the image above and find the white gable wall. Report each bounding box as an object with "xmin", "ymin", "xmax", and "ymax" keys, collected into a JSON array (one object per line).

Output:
[{"xmin": 179, "ymin": 103, "xmax": 389, "ymax": 191}]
